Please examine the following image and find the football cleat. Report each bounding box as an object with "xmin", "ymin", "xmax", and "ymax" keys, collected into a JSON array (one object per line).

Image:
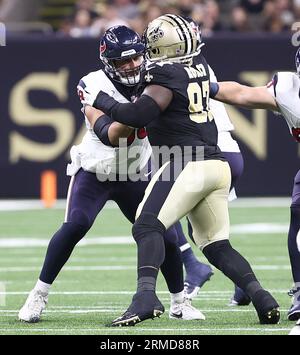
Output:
[
  {"xmin": 251, "ymin": 289, "xmax": 280, "ymax": 324},
  {"xmin": 18, "ymin": 289, "xmax": 48, "ymax": 323},
  {"xmin": 289, "ymin": 319, "xmax": 300, "ymax": 335},
  {"xmin": 184, "ymin": 263, "xmax": 214, "ymax": 299},
  {"xmin": 229, "ymin": 285, "xmax": 251, "ymax": 306},
  {"xmin": 110, "ymin": 290, "xmax": 164, "ymax": 327},
  {"xmin": 169, "ymin": 298, "xmax": 205, "ymax": 320},
  {"xmin": 287, "ymin": 285, "xmax": 300, "ymax": 321}
]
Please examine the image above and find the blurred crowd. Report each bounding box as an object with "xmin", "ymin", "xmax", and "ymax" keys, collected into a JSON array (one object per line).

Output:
[
  {"xmin": 59, "ymin": 0, "xmax": 300, "ymax": 37},
  {"xmin": 0, "ymin": 0, "xmax": 299, "ymax": 37}
]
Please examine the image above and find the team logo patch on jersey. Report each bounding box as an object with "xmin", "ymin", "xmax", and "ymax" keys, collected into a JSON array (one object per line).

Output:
[{"xmin": 144, "ymin": 72, "xmax": 153, "ymax": 83}]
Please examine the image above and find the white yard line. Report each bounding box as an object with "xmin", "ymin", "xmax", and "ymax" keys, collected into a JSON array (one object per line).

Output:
[
  {"xmin": 0, "ymin": 308, "xmax": 290, "ymax": 314},
  {"xmin": 0, "ymin": 200, "xmax": 117, "ymax": 211},
  {"xmin": 0, "ymin": 266, "xmax": 136, "ymax": 272},
  {"xmin": 0, "ymin": 264, "xmax": 291, "ymax": 272},
  {"xmin": 0, "ymin": 327, "xmax": 292, "ymax": 333},
  {"xmin": 0, "ymin": 237, "xmax": 135, "ymax": 248},
  {"xmin": 0, "ymin": 223, "xmax": 290, "ymax": 248},
  {"xmin": 0, "ymin": 198, "xmax": 291, "ymax": 211},
  {"xmin": 0, "ymin": 289, "xmax": 291, "ymax": 295},
  {"xmin": 0, "ymin": 256, "xmax": 288, "ymax": 264}
]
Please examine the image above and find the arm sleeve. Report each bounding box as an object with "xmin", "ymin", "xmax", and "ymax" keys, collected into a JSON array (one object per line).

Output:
[
  {"xmin": 93, "ymin": 91, "xmax": 161, "ymax": 128},
  {"xmin": 93, "ymin": 115, "xmax": 116, "ymax": 147},
  {"xmin": 209, "ymin": 82, "xmax": 220, "ymax": 98}
]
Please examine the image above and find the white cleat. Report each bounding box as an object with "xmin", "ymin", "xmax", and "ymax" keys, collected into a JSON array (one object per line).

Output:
[
  {"xmin": 169, "ymin": 298, "xmax": 205, "ymax": 320},
  {"xmin": 289, "ymin": 319, "xmax": 300, "ymax": 335},
  {"xmin": 18, "ymin": 289, "xmax": 48, "ymax": 323}
]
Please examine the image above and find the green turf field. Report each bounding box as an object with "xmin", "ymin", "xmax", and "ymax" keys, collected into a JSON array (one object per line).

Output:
[{"xmin": 0, "ymin": 201, "xmax": 296, "ymax": 335}]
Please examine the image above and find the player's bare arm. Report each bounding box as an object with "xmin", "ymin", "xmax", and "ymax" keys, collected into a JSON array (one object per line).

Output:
[
  {"xmin": 143, "ymin": 85, "xmax": 173, "ymax": 112},
  {"xmin": 213, "ymin": 82, "xmax": 279, "ymax": 112},
  {"xmin": 85, "ymin": 105, "xmax": 134, "ymax": 146},
  {"xmin": 93, "ymin": 85, "xmax": 173, "ymax": 128},
  {"xmin": 84, "ymin": 105, "xmax": 103, "ymax": 127}
]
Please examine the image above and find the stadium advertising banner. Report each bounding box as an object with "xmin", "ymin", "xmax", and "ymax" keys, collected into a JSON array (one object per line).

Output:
[{"xmin": 0, "ymin": 34, "xmax": 298, "ymax": 198}]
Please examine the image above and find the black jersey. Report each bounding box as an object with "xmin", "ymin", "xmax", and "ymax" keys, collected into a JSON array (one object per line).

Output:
[{"xmin": 139, "ymin": 55, "xmax": 223, "ymax": 160}]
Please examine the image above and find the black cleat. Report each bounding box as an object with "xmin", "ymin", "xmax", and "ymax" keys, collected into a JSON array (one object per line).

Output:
[
  {"xmin": 111, "ymin": 290, "xmax": 164, "ymax": 327},
  {"xmin": 258, "ymin": 307, "xmax": 280, "ymax": 325},
  {"xmin": 252, "ymin": 290, "xmax": 280, "ymax": 324}
]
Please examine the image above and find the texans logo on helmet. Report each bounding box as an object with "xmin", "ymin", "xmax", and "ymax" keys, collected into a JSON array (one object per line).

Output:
[{"xmin": 100, "ymin": 42, "xmax": 107, "ymax": 54}]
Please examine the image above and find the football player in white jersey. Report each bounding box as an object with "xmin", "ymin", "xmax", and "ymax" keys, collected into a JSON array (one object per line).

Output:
[
  {"xmin": 18, "ymin": 26, "xmax": 205, "ymax": 323},
  {"xmin": 232, "ymin": 48, "xmax": 300, "ymax": 319}
]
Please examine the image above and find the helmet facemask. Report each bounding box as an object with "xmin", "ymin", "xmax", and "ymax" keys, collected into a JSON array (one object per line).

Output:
[
  {"xmin": 101, "ymin": 51, "xmax": 145, "ymax": 86},
  {"xmin": 112, "ymin": 55, "xmax": 144, "ymax": 86}
]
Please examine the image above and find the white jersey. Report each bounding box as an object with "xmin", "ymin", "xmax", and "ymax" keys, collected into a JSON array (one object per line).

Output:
[
  {"xmin": 67, "ymin": 69, "xmax": 152, "ymax": 177},
  {"xmin": 267, "ymin": 71, "xmax": 300, "ymax": 140},
  {"xmin": 209, "ymin": 66, "xmax": 240, "ymax": 153}
]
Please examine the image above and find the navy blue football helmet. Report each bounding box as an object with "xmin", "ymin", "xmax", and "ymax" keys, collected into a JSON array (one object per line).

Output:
[
  {"xmin": 100, "ymin": 26, "xmax": 145, "ymax": 86},
  {"xmin": 296, "ymin": 47, "xmax": 300, "ymax": 77}
]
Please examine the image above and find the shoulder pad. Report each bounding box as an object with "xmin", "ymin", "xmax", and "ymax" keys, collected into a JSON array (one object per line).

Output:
[{"xmin": 141, "ymin": 62, "xmax": 181, "ymax": 90}]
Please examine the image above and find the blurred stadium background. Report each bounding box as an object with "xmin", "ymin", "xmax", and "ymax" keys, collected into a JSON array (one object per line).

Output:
[
  {"xmin": 0, "ymin": 0, "xmax": 299, "ymax": 199},
  {"xmin": 0, "ymin": 0, "xmax": 299, "ymax": 335}
]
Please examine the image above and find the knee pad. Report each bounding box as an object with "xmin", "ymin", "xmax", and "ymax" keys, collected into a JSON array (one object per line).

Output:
[
  {"xmin": 67, "ymin": 208, "xmax": 92, "ymax": 230},
  {"xmin": 132, "ymin": 213, "xmax": 166, "ymax": 242}
]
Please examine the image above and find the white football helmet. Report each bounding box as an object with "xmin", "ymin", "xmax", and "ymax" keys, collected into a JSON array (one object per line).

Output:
[{"xmin": 143, "ymin": 14, "xmax": 201, "ymax": 65}]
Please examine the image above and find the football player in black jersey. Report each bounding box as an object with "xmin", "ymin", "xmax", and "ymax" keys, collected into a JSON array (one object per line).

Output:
[{"xmin": 93, "ymin": 14, "xmax": 281, "ymax": 326}]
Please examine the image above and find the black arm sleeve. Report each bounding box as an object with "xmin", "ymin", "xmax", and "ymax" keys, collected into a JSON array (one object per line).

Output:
[
  {"xmin": 93, "ymin": 91, "xmax": 161, "ymax": 128},
  {"xmin": 209, "ymin": 82, "xmax": 220, "ymax": 98},
  {"xmin": 93, "ymin": 115, "xmax": 116, "ymax": 147}
]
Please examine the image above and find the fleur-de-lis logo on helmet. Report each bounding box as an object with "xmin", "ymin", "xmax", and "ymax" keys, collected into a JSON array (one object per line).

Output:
[{"xmin": 148, "ymin": 24, "xmax": 164, "ymax": 43}]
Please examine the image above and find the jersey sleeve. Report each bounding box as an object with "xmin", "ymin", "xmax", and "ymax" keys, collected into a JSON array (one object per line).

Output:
[
  {"xmin": 77, "ymin": 78, "xmax": 94, "ymax": 107},
  {"xmin": 266, "ymin": 73, "xmax": 278, "ymax": 98},
  {"xmin": 269, "ymin": 72, "xmax": 300, "ymax": 141}
]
